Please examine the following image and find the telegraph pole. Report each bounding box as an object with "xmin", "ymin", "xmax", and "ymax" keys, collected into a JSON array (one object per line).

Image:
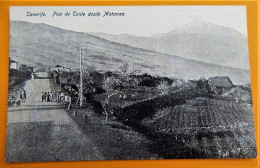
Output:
[
  {"xmin": 80, "ymin": 47, "xmax": 83, "ymax": 107},
  {"xmin": 53, "ymin": 61, "xmax": 56, "ymax": 81}
]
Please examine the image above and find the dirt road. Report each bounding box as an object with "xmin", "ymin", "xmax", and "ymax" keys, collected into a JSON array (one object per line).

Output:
[{"xmin": 6, "ymin": 72, "xmax": 104, "ymax": 162}]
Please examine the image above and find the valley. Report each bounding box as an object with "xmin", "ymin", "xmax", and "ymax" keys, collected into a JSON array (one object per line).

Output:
[{"xmin": 7, "ymin": 19, "xmax": 256, "ymax": 161}]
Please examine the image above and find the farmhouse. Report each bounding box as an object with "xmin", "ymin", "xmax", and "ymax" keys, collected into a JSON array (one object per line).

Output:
[
  {"xmin": 9, "ymin": 59, "xmax": 33, "ymax": 72},
  {"xmin": 9, "ymin": 59, "xmax": 20, "ymax": 70},
  {"xmin": 208, "ymin": 76, "xmax": 233, "ymax": 94},
  {"xmin": 208, "ymin": 76, "xmax": 233, "ymax": 88},
  {"xmin": 52, "ymin": 65, "xmax": 71, "ymax": 72}
]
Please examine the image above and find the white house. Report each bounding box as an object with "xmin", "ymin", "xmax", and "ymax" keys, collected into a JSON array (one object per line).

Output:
[{"xmin": 9, "ymin": 59, "xmax": 20, "ymax": 70}]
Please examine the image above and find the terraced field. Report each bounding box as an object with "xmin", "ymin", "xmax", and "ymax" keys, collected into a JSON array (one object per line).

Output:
[
  {"xmin": 141, "ymin": 97, "xmax": 256, "ymax": 158},
  {"xmin": 142, "ymin": 97, "xmax": 254, "ymax": 130}
]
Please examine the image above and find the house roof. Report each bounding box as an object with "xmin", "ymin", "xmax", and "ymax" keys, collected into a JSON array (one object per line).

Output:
[
  {"xmin": 208, "ymin": 76, "xmax": 233, "ymax": 88},
  {"xmin": 55, "ymin": 65, "xmax": 63, "ymax": 67},
  {"xmin": 55, "ymin": 65, "xmax": 70, "ymax": 69},
  {"xmin": 9, "ymin": 59, "xmax": 18, "ymax": 63}
]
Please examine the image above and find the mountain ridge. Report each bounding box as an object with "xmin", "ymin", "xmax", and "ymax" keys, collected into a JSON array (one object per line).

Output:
[
  {"xmin": 11, "ymin": 20, "xmax": 241, "ymax": 69},
  {"xmin": 88, "ymin": 19, "xmax": 249, "ymax": 70},
  {"xmin": 9, "ymin": 21, "xmax": 250, "ymax": 85},
  {"xmin": 152, "ymin": 19, "xmax": 246, "ymax": 38}
]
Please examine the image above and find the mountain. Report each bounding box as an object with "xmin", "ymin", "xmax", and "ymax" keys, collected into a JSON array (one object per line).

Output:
[
  {"xmin": 153, "ymin": 19, "xmax": 245, "ymax": 38},
  {"xmin": 9, "ymin": 21, "xmax": 250, "ymax": 85},
  {"xmin": 89, "ymin": 20, "xmax": 249, "ymax": 70}
]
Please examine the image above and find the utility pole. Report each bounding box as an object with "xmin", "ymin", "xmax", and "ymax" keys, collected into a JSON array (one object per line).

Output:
[
  {"xmin": 53, "ymin": 61, "xmax": 56, "ymax": 81},
  {"xmin": 53, "ymin": 61, "xmax": 56, "ymax": 101},
  {"xmin": 80, "ymin": 47, "xmax": 83, "ymax": 107}
]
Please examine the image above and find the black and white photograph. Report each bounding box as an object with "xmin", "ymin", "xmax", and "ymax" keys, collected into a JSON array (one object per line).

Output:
[{"xmin": 6, "ymin": 6, "xmax": 257, "ymax": 162}]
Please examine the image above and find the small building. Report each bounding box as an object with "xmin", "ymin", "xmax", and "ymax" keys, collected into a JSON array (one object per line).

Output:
[
  {"xmin": 52, "ymin": 65, "xmax": 71, "ymax": 72},
  {"xmin": 19, "ymin": 64, "xmax": 34, "ymax": 72},
  {"xmin": 9, "ymin": 59, "xmax": 20, "ymax": 70},
  {"xmin": 208, "ymin": 76, "xmax": 233, "ymax": 94},
  {"xmin": 208, "ymin": 76, "xmax": 233, "ymax": 88},
  {"xmin": 9, "ymin": 58, "xmax": 34, "ymax": 72}
]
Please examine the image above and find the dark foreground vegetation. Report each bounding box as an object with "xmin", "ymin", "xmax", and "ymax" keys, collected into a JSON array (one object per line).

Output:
[
  {"xmin": 8, "ymin": 69, "xmax": 31, "ymax": 106},
  {"xmin": 9, "ymin": 69, "xmax": 31, "ymax": 91},
  {"xmin": 51, "ymin": 67, "xmax": 256, "ymax": 159}
]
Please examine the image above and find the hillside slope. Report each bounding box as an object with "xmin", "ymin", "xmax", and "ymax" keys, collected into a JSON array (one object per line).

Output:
[
  {"xmin": 10, "ymin": 21, "xmax": 250, "ymax": 85},
  {"xmin": 89, "ymin": 20, "xmax": 249, "ymax": 70}
]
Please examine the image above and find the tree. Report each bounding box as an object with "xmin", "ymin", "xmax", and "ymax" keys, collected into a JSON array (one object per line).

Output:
[
  {"xmin": 101, "ymin": 75, "xmax": 122, "ymax": 122},
  {"xmin": 83, "ymin": 66, "xmax": 96, "ymax": 77},
  {"xmin": 118, "ymin": 62, "xmax": 139, "ymax": 89},
  {"xmin": 120, "ymin": 62, "xmax": 129, "ymax": 74},
  {"xmin": 157, "ymin": 81, "xmax": 170, "ymax": 95},
  {"xmin": 81, "ymin": 66, "xmax": 97, "ymax": 94}
]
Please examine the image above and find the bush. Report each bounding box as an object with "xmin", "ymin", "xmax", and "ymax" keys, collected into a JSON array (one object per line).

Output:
[
  {"xmin": 9, "ymin": 69, "xmax": 31, "ymax": 90},
  {"xmin": 157, "ymin": 81, "xmax": 170, "ymax": 95}
]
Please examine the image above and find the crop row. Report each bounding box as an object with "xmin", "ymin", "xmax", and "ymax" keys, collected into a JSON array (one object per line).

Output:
[{"xmin": 142, "ymin": 97, "xmax": 254, "ymax": 134}]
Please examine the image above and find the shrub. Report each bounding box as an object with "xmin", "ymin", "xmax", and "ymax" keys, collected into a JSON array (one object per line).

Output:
[{"xmin": 157, "ymin": 81, "xmax": 170, "ymax": 95}]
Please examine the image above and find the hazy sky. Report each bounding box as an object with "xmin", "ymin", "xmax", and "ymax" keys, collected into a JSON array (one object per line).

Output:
[{"xmin": 10, "ymin": 6, "xmax": 248, "ymax": 37}]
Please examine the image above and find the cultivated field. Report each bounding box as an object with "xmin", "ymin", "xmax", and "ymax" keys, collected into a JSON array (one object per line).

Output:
[
  {"xmin": 141, "ymin": 97, "xmax": 256, "ymax": 158},
  {"xmin": 53, "ymin": 70, "xmax": 256, "ymax": 159}
]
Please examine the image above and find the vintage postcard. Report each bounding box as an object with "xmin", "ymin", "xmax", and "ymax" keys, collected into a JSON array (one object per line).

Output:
[{"xmin": 6, "ymin": 6, "xmax": 256, "ymax": 162}]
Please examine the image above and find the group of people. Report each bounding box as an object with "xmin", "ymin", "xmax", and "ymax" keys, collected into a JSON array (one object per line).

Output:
[
  {"xmin": 41, "ymin": 90, "xmax": 70, "ymax": 104},
  {"xmin": 41, "ymin": 91, "xmax": 54, "ymax": 102},
  {"xmin": 10, "ymin": 89, "xmax": 26, "ymax": 106}
]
